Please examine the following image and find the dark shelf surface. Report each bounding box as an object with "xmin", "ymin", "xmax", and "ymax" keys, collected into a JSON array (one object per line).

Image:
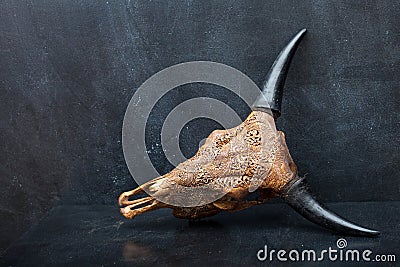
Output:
[{"xmin": 2, "ymin": 201, "xmax": 399, "ymax": 266}]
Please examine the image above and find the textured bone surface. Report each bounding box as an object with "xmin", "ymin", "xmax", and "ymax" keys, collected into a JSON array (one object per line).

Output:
[{"xmin": 119, "ymin": 110, "xmax": 298, "ymax": 220}]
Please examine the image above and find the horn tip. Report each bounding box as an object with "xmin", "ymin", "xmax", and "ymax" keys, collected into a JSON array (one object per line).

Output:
[
  {"xmin": 295, "ymin": 28, "xmax": 307, "ymax": 40},
  {"xmin": 361, "ymin": 228, "xmax": 380, "ymax": 237}
]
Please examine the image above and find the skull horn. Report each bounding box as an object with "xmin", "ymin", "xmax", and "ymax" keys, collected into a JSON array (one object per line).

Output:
[
  {"xmin": 282, "ymin": 178, "xmax": 379, "ymax": 236},
  {"xmin": 255, "ymin": 29, "xmax": 380, "ymax": 236},
  {"xmin": 252, "ymin": 28, "xmax": 306, "ymax": 119}
]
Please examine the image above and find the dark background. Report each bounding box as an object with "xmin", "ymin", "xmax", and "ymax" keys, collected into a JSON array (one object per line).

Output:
[{"xmin": 0, "ymin": 0, "xmax": 399, "ymax": 259}]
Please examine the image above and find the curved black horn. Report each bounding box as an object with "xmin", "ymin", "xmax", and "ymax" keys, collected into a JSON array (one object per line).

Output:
[
  {"xmin": 252, "ymin": 29, "xmax": 306, "ymax": 119},
  {"xmin": 282, "ymin": 177, "xmax": 380, "ymax": 237},
  {"xmin": 254, "ymin": 29, "xmax": 379, "ymax": 236}
]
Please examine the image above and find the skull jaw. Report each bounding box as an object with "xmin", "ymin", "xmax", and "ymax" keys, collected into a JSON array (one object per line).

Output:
[
  {"xmin": 118, "ymin": 179, "xmax": 280, "ymax": 220},
  {"xmin": 118, "ymin": 173, "xmax": 297, "ymax": 221}
]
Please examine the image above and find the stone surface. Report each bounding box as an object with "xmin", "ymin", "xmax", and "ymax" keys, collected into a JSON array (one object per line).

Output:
[{"xmin": 1, "ymin": 202, "xmax": 399, "ymax": 266}]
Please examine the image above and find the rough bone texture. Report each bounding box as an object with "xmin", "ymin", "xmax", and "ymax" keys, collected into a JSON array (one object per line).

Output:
[{"xmin": 119, "ymin": 111, "xmax": 298, "ymax": 220}]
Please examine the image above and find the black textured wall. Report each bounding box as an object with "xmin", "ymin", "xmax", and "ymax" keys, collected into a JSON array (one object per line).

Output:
[{"xmin": 1, "ymin": 0, "xmax": 399, "ymax": 254}]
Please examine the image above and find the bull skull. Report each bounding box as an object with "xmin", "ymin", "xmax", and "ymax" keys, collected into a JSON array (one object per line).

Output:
[{"xmin": 119, "ymin": 29, "xmax": 379, "ymax": 237}]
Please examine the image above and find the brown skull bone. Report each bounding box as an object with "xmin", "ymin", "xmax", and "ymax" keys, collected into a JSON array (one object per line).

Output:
[{"xmin": 118, "ymin": 110, "xmax": 297, "ymax": 220}]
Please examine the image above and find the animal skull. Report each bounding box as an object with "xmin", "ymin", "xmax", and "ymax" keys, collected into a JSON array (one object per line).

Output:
[{"xmin": 119, "ymin": 29, "xmax": 379, "ymax": 237}]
